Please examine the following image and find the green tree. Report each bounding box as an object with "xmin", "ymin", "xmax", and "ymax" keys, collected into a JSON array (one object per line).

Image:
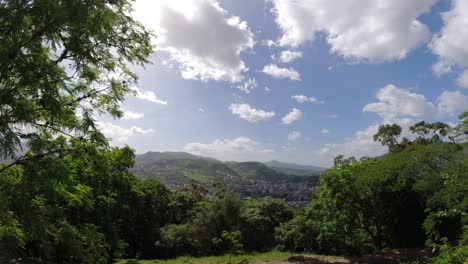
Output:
[
  {"xmin": 373, "ymin": 124, "xmax": 403, "ymax": 153},
  {"xmin": 122, "ymin": 179, "xmax": 171, "ymax": 258},
  {"xmin": 449, "ymin": 111, "xmax": 468, "ymax": 143},
  {"xmin": 274, "ymin": 213, "xmax": 317, "ymax": 256},
  {"xmin": 240, "ymin": 198, "xmax": 293, "ymax": 251},
  {"xmin": 189, "ymin": 191, "xmax": 241, "ymax": 256},
  {"xmin": 156, "ymin": 224, "xmax": 194, "ymax": 259},
  {"xmin": 0, "ymin": 0, "xmax": 153, "ymax": 164},
  {"xmin": 409, "ymin": 121, "xmax": 450, "ymax": 144},
  {"xmin": 212, "ymin": 231, "xmax": 243, "ymax": 263}
]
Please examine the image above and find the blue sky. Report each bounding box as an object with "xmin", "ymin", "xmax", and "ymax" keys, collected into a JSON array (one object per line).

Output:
[{"xmin": 97, "ymin": 0, "xmax": 468, "ymax": 167}]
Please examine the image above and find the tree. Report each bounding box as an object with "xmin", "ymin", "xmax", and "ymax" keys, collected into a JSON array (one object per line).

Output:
[
  {"xmin": 409, "ymin": 121, "xmax": 450, "ymax": 144},
  {"xmin": 0, "ymin": 142, "xmax": 140, "ymax": 262},
  {"xmin": 156, "ymin": 224, "xmax": 194, "ymax": 259},
  {"xmin": 212, "ymin": 231, "xmax": 243, "ymax": 263},
  {"xmin": 274, "ymin": 213, "xmax": 317, "ymax": 256},
  {"xmin": 0, "ymin": 0, "xmax": 153, "ymax": 165},
  {"xmin": 373, "ymin": 124, "xmax": 402, "ymax": 153},
  {"xmin": 333, "ymin": 154, "xmax": 356, "ymax": 168},
  {"xmin": 449, "ymin": 111, "xmax": 468, "ymax": 143},
  {"xmin": 189, "ymin": 191, "xmax": 242, "ymax": 256},
  {"xmin": 240, "ymin": 198, "xmax": 293, "ymax": 251}
]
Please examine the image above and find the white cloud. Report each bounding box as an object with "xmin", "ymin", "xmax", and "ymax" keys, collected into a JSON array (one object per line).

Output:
[
  {"xmin": 363, "ymin": 84, "xmax": 436, "ymax": 122},
  {"xmin": 282, "ymin": 108, "xmax": 303, "ymax": 124},
  {"xmin": 288, "ymin": 131, "xmax": 302, "ymax": 141},
  {"xmin": 436, "ymin": 91, "xmax": 468, "ymax": 116},
  {"xmin": 430, "ymin": 0, "xmax": 468, "ymax": 75},
  {"xmin": 320, "ymin": 128, "xmax": 329, "ymax": 134},
  {"xmin": 270, "ymin": 0, "xmax": 436, "ymax": 62},
  {"xmin": 262, "ymin": 64, "xmax": 301, "ymax": 81},
  {"xmin": 319, "ymin": 125, "xmax": 386, "ymax": 158},
  {"xmin": 184, "ymin": 137, "xmax": 274, "ymax": 161},
  {"xmin": 122, "ymin": 110, "xmax": 144, "ymax": 120},
  {"xmin": 291, "ymin": 94, "xmax": 323, "ymax": 104},
  {"xmin": 229, "ymin": 103, "xmax": 275, "ymax": 123},
  {"xmin": 363, "ymin": 84, "xmax": 468, "ymax": 121},
  {"xmin": 198, "ymin": 107, "xmax": 205, "ymax": 113},
  {"xmin": 457, "ymin": 70, "xmax": 468, "ymax": 89},
  {"xmin": 321, "ymin": 85, "xmax": 468, "ymax": 160},
  {"xmin": 236, "ymin": 78, "xmax": 257, "ymax": 93},
  {"xmin": 328, "ymin": 114, "xmax": 338, "ymax": 119},
  {"xmin": 131, "ymin": 86, "xmax": 168, "ymax": 105},
  {"xmin": 97, "ymin": 122, "xmax": 155, "ymax": 142},
  {"xmin": 264, "ymin": 86, "xmax": 271, "ymax": 92},
  {"xmin": 279, "ymin": 50, "xmax": 303, "ymax": 63},
  {"xmin": 133, "ymin": 0, "xmax": 254, "ymax": 82},
  {"xmin": 263, "ymin": 39, "xmax": 278, "ymax": 48}
]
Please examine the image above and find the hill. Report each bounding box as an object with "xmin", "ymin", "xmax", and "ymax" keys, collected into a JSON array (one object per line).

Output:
[
  {"xmin": 133, "ymin": 151, "xmax": 322, "ymax": 183},
  {"xmin": 132, "ymin": 151, "xmax": 322, "ymax": 203},
  {"xmin": 265, "ymin": 160, "xmax": 327, "ymax": 176}
]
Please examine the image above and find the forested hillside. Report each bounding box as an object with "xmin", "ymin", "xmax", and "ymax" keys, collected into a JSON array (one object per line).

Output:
[
  {"xmin": 132, "ymin": 152, "xmax": 319, "ymax": 205},
  {"xmin": 0, "ymin": 0, "xmax": 467, "ymax": 263}
]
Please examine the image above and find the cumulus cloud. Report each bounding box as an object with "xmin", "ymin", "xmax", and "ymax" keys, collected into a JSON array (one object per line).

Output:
[
  {"xmin": 363, "ymin": 84, "xmax": 468, "ymax": 121},
  {"xmin": 322, "ymin": 85, "xmax": 468, "ymax": 159},
  {"xmin": 184, "ymin": 137, "xmax": 274, "ymax": 161},
  {"xmin": 236, "ymin": 78, "xmax": 257, "ymax": 93},
  {"xmin": 436, "ymin": 91, "xmax": 468, "ymax": 116},
  {"xmin": 229, "ymin": 103, "xmax": 275, "ymax": 123},
  {"xmin": 97, "ymin": 122, "xmax": 155, "ymax": 142},
  {"xmin": 291, "ymin": 95, "xmax": 323, "ymax": 104},
  {"xmin": 279, "ymin": 50, "xmax": 303, "ymax": 63},
  {"xmin": 320, "ymin": 128, "xmax": 329, "ymax": 134},
  {"xmin": 319, "ymin": 125, "xmax": 386, "ymax": 158},
  {"xmin": 288, "ymin": 131, "xmax": 302, "ymax": 141},
  {"xmin": 457, "ymin": 70, "xmax": 468, "ymax": 89},
  {"xmin": 131, "ymin": 86, "xmax": 168, "ymax": 105},
  {"xmin": 122, "ymin": 110, "xmax": 144, "ymax": 120},
  {"xmin": 363, "ymin": 84, "xmax": 436, "ymax": 122},
  {"xmin": 270, "ymin": 0, "xmax": 436, "ymax": 62},
  {"xmin": 430, "ymin": 0, "xmax": 468, "ymax": 76},
  {"xmin": 133, "ymin": 0, "xmax": 254, "ymax": 82},
  {"xmin": 263, "ymin": 39, "xmax": 278, "ymax": 48},
  {"xmin": 282, "ymin": 108, "xmax": 303, "ymax": 124},
  {"xmin": 262, "ymin": 64, "xmax": 301, "ymax": 80}
]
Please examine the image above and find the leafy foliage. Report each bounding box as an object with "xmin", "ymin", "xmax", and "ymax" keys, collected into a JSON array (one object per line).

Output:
[
  {"xmin": 0, "ymin": 0, "xmax": 153, "ymax": 161},
  {"xmin": 276, "ymin": 115, "xmax": 468, "ymax": 258}
]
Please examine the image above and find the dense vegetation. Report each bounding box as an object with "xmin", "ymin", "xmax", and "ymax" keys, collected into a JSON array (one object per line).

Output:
[
  {"xmin": 1, "ymin": 116, "xmax": 466, "ymax": 263},
  {"xmin": 0, "ymin": 1, "xmax": 466, "ymax": 263}
]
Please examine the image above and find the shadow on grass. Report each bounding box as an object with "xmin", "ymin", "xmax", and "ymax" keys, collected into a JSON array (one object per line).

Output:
[{"xmin": 288, "ymin": 249, "xmax": 432, "ymax": 264}]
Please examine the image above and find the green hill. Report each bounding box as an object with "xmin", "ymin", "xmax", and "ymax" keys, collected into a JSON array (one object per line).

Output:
[{"xmin": 132, "ymin": 152, "xmax": 320, "ymax": 186}]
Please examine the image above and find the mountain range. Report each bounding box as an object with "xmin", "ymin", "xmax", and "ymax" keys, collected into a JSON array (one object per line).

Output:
[{"xmin": 132, "ymin": 151, "xmax": 326, "ymax": 186}]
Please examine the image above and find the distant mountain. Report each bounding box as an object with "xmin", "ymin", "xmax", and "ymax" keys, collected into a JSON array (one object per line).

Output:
[
  {"xmin": 136, "ymin": 151, "xmax": 218, "ymax": 162},
  {"xmin": 265, "ymin": 160, "xmax": 327, "ymax": 176},
  {"xmin": 133, "ymin": 152, "xmax": 231, "ymax": 184},
  {"xmin": 132, "ymin": 152, "xmax": 321, "ymax": 185}
]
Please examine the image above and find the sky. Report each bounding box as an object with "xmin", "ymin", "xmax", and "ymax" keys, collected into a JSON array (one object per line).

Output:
[{"xmin": 97, "ymin": 0, "xmax": 468, "ymax": 167}]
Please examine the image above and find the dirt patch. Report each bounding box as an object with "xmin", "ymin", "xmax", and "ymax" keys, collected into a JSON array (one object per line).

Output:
[
  {"xmin": 282, "ymin": 249, "xmax": 432, "ymax": 264},
  {"xmin": 288, "ymin": 255, "xmax": 350, "ymax": 264}
]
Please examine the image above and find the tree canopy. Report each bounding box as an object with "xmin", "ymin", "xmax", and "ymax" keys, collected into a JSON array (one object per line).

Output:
[{"xmin": 0, "ymin": 0, "xmax": 153, "ymax": 162}]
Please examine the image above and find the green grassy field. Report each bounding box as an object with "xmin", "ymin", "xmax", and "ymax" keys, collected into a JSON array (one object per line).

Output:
[
  {"xmin": 114, "ymin": 251, "xmax": 350, "ymax": 264},
  {"xmin": 115, "ymin": 251, "xmax": 294, "ymax": 264}
]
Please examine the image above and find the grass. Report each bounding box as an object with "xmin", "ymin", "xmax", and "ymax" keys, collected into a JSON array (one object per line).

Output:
[{"xmin": 115, "ymin": 251, "xmax": 295, "ymax": 264}]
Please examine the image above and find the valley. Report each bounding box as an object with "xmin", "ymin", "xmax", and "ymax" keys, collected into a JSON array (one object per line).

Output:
[{"xmin": 132, "ymin": 151, "xmax": 326, "ymax": 207}]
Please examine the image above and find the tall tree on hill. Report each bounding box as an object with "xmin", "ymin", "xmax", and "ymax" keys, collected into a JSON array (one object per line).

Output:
[{"xmin": 373, "ymin": 124, "xmax": 403, "ymax": 153}]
